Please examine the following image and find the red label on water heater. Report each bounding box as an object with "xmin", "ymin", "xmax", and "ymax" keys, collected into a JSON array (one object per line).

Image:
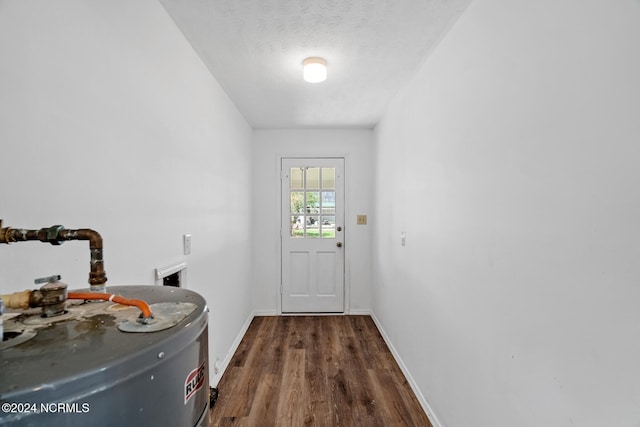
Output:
[{"xmin": 184, "ymin": 362, "xmax": 206, "ymax": 404}]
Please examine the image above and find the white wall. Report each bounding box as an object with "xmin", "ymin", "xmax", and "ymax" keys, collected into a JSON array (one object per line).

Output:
[
  {"xmin": 373, "ymin": 0, "xmax": 640, "ymax": 426},
  {"xmin": 252, "ymin": 129, "xmax": 373, "ymax": 314},
  {"xmin": 0, "ymin": 0, "xmax": 253, "ymax": 386}
]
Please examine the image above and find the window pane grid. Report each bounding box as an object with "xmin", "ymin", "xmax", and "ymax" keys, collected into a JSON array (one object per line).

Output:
[{"xmin": 289, "ymin": 166, "xmax": 336, "ymax": 238}]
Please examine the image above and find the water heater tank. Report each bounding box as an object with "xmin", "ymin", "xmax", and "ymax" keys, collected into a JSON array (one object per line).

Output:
[{"xmin": 0, "ymin": 286, "xmax": 209, "ymax": 427}]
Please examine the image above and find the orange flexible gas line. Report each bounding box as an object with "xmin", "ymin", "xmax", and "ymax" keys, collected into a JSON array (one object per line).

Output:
[{"xmin": 68, "ymin": 292, "xmax": 153, "ymax": 319}]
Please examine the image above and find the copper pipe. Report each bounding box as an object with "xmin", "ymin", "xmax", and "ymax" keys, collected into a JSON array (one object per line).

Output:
[{"xmin": 0, "ymin": 220, "xmax": 107, "ymax": 288}]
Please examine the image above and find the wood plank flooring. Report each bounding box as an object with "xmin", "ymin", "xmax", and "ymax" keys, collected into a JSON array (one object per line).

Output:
[{"xmin": 210, "ymin": 316, "xmax": 432, "ymax": 426}]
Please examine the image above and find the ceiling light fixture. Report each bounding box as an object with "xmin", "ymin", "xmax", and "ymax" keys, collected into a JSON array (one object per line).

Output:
[{"xmin": 303, "ymin": 57, "xmax": 327, "ymax": 83}]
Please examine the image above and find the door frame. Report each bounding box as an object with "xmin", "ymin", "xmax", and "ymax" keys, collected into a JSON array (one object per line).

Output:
[{"xmin": 275, "ymin": 153, "xmax": 351, "ymax": 315}]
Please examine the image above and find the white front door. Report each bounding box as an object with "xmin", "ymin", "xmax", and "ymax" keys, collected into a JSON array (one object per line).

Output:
[{"xmin": 281, "ymin": 158, "xmax": 345, "ymax": 313}]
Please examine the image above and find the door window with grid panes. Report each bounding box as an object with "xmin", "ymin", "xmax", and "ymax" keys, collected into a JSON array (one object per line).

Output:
[{"xmin": 289, "ymin": 167, "xmax": 336, "ymax": 239}]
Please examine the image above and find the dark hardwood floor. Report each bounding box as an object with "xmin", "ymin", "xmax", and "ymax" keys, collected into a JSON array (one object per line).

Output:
[{"xmin": 209, "ymin": 315, "xmax": 432, "ymax": 426}]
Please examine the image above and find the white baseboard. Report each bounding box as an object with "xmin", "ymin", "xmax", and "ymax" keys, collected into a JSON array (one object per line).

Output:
[
  {"xmin": 211, "ymin": 311, "xmax": 255, "ymax": 387},
  {"xmin": 256, "ymin": 309, "xmax": 373, "ymax": 316},
  {"xmin": 348, "ymin": 308, "xmax": 372, "ymax": 315},
  {"xmin": 370, "ymin": 312, "xmax": 443, "ymax": 427},
  {"xmin": 252, "ymin": 310, "xmax": 278, "ymax": 316}
]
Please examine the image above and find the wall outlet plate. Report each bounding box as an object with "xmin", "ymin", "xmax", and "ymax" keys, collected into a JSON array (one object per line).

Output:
[{"xmin": 357, "ymin": 214, "xmax": 367, "ymax": 225}]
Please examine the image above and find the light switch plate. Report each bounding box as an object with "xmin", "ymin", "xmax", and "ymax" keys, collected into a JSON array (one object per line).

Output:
[{"xmin": 183, "ymin": 234, "xmax": 191, "ymax": 255}]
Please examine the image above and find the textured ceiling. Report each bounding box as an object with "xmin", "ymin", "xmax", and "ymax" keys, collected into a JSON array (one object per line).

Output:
[{"xmin": 160, "ymin": 0, "xmax": 472, "ymax": 129}]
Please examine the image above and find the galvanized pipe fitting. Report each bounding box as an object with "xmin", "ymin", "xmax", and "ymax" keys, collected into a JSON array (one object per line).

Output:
[{"xmin": 1, "ymin": 276, "xmax": 69, "ymax": 317}]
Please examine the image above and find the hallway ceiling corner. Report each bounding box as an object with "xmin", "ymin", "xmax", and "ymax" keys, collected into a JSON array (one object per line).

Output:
[{"xmin": 159, "ymin": 0, "xmax": 472, "ymax": 129}]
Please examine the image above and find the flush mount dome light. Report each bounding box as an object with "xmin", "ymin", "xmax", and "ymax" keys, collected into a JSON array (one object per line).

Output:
[{"xmin": 303, "ymin": 57, "xmax": 327, "ymax": 83}]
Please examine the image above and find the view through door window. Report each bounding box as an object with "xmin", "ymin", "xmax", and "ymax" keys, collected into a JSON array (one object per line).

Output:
[{"xmin": 289, "ymin": 167, "xmax": 336, "ymax": 239}]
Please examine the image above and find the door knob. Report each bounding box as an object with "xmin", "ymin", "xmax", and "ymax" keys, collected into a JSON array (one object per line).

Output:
[{"xmin": 336, "ymin": 242, "xmax": 343, "ymax": 248}]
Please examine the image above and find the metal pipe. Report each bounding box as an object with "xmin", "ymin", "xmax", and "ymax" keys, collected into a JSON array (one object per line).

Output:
[
  {"xmin": 0, "ymin": 220, "xmax": 107, "ymax": 291},
  {"xmin": 1, "ymin": 281, "xmax": 68, "ymax": 318}
]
